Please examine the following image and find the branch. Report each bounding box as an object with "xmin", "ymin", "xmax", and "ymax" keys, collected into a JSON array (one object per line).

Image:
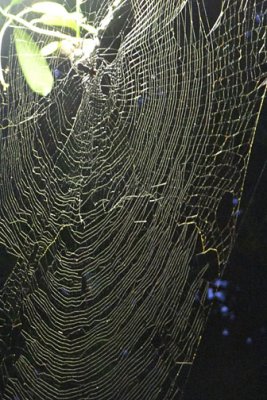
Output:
[
  {"xmin": 0, "ymin": 6, "xmax": 81, "ymax": 90},
  {"xmin": 0, "ymin": 7, "xmax": 82, "ymax": 41}
]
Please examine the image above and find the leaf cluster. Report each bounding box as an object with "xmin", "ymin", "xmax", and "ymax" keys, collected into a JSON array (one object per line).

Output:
[{"xmin": 0, "ymin": 0, "xmax": 96, "ymax": 95}]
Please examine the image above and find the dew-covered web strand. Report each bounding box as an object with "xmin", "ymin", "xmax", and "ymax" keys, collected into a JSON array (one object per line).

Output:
[{"xmin": 0, "ymin": 1, "xmax": 266, "ymax": 399}]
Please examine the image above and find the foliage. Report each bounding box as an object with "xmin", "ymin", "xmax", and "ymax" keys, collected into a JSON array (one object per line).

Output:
[
  {"xmin": 0, "ymin": 1, "xmax": 96, "ymax": 95},
  {"xmin": 14, "ymin": 28, "xmax": 54, "ymax": 96}
]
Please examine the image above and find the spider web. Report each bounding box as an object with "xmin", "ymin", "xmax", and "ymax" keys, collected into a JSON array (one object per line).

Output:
[{"xmin": 0, "ymin": 0, "xmax": 266, "ymax": 399}]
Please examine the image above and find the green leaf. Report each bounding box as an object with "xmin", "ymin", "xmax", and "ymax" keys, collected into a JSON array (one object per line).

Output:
[
  {"xmin": 14, "ymin": 28, "xmax": 54, "ymax": 96},
  {"xmin": 31, "ymin": 2, "xmax": 68, "ymax": 15},
  {"xmin": 30, "ymin": 2, "xmax": 96, "ymax": 37},
  {"xmin": 38, "ymin": 11, "xmax": 84, "ymax": 32},
  {"xmin": 31, "ymin": 1, "xmax": 86, "ymax": 34}
]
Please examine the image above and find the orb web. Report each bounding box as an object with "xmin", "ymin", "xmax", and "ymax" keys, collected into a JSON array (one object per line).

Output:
[{"xmin": 0, "ymin": 0, "xmax": 266, "ymax": 399}]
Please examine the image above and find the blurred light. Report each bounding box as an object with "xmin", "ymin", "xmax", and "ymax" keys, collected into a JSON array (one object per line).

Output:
[
  {"xmin": 138, "ymin": 95, "xmax": 145, "ymax": 109},
  {"xmin": 255, "ymin": 14, "xmax": 261, "ymax": 24},
  {"xmin": 214, "ymin": 279, "xmax": 229, "ymax": 288},
  {"xmin": 235, "ymin": 209, "xmax": 243, "ymax": 217},
  {"xmin": 121, "ymin": 349, "xmax": 129, "ymax": 357},
  {"xmin": 229, "ymin": 312, "xmax": 236, "ymax": 321},
  {"xmin": 53, "ymin": 68, "xmax": 62, "ymax": 79},
  {"xmin": 214, "ymin": 290, "xmax": 226, "ymax": 302},
  {"xmin": 220, "ymin": 305, "xmax": 229, "ymax": 315},
  {"xmin": 232, "ymin": 197, "xmax": 239, "ymax": 206},
  {"xmin": 246, "ymin": 337, "xmax": 253, "ymax": 345},
  {"xmin": 207, "ymin": 288, "xmax": 214, "ymax": 300},
  {"xmin": 222, "ymin": 328, "xmax": 230, "ymax": 337}
]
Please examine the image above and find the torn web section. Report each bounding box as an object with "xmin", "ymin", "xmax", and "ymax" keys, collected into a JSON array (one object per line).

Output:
[{"xmin": 0, "ymin": 0, "xmax": 266, "ymax": 400}]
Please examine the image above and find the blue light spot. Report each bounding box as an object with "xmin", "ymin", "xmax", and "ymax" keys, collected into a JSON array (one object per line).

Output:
[
  {"xmin": 232, "ymin": 197, "xmax": 239, "ymax": 206},
  {"xmin": 53, "ymin": 68, "xmax": 62, "ymax": 79},
  {"xmin": 220, "ymin": 305, "xmax": 229, "ymax": 315},
  {"xmin": 222, "ymin": 328, "xmax": 230, "ymax": 337},
  {"xmin": 214, "ymin": 279, "xmax": 229, "ymax": 288},
  {"xmin": 121, "ymin": 349, "xmax": 129, "ymax": 358},
  {"xmin": 255, "ymin": 13, "xmax": 264, "ymax": 25},
  {"xmin": 245, "ymin": 31, "xmax": 252, "ymax": 40},
  {"xmin": 138, "ymin": 95, "xmax": 145, "ymax": 110},
  {"xmin": 256, "ymin": 11, "xmax": 266, "ymax": 24},
  {"xmin": 229, "ymin": 312, "xmax": 236, "ymax": 321},
  {"xmin": 255, "ymin": 14, "xmax": 262, "ymax": 24},
  {"xmin": 207, "ymin": 288, "xmax": 214, "ymax": 300},
  {"xmin": 214, "ymin": 290, "xmax": 226, "ymax": 302},
  {"xmin": 246, "ymin": 337, "xmax": 253, "ymax": 345}
]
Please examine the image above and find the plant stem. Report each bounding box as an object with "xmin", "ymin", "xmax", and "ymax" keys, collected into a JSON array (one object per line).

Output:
[
  {"xmin": 0, "ymin": 7, "xmax": 81, "ymax": 41},
  {"xmin": 0, "ymin": 6, "xmax": 81, "ymax": 90},
  {"xmin": 76, "ymin": 0, "xmax": 81, "ymax": 38}
]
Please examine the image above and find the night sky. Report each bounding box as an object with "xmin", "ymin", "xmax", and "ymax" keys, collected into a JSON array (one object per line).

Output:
[{"xmin": 183, "ymin": 99, "xmax": 267, "ymax": 400}]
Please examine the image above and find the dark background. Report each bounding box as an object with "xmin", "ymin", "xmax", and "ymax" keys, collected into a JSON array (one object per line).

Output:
[
  {"xmin": 183, "ymin": 98, "xmax": 267, "ymax": 400},
  {"xmin": 183, "ymin": 1, "xmax": 267, "ymax": 399},
  {"xmin": 0, "ymin": 1, "xmax": 266, "ymax": 399}
]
